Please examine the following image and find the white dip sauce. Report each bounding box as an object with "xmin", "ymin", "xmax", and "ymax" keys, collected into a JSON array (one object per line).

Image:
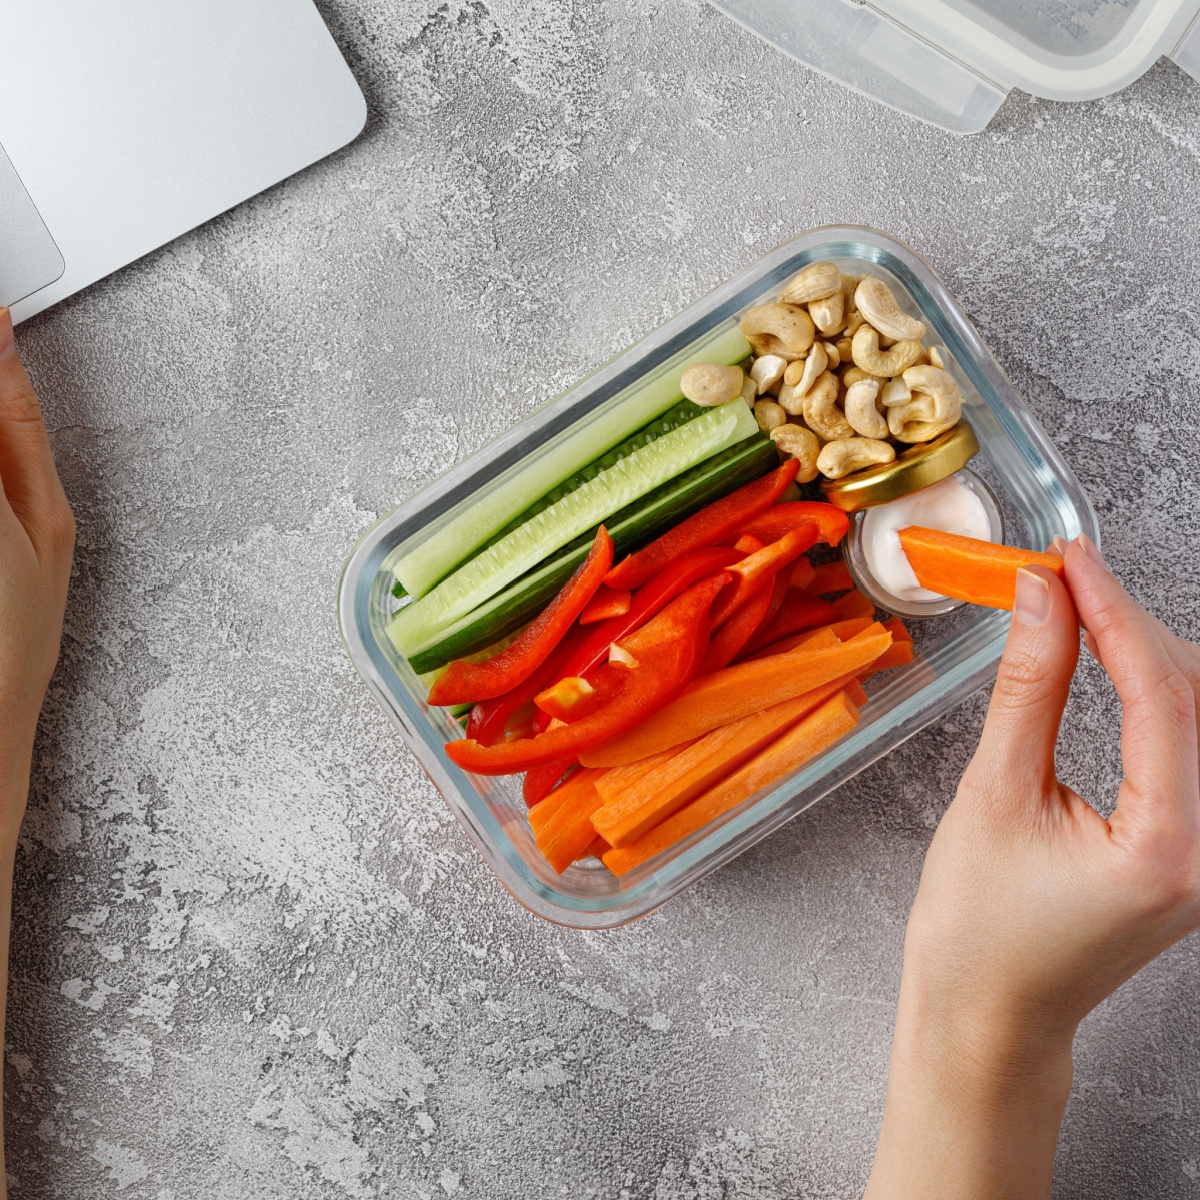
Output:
[{"xmin": 861, "ymin": 473, "xmax": 992, "ymax": 603}]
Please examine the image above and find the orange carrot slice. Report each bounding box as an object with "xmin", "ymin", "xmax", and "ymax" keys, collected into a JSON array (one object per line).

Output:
[
  {"xmin": 883, "ymin": 615, "xmax": 912, "ymax": 644},
  {"xmin": 865, "ymin": 640, "xmax": 915, "ymax": 673},
  {"xmin": 740, "ymin": 616, "xmax": 875, "ymax": 661},
  {"xmin": 528, "ymin": 770, "xmax": 586, "ymax": 836},
  {"xmin": 603, "ymin": 692, "xmax": 860, "ymax": 876},
  {"xmin": 843, "ymin": 678, "xmax": 869, "ymax": 707},
  {"xmin": 536, "ymin": 768, "xmax": 608, "ymax": 873},
  {"xmin": 580, "ymin": 625, "xmax": 889, "ymax": 767},
  {"xmin": 594, "ymin": 742, "xmax": 694, "ymax": 802},
  {"xmin": 807, "ymin": 560, "xmax": 853, "ymax": 595},
  {"xmin": 897, "ymin": 526, "xmax": 1065, "ymax": 611},
  {"xmin": 575, "ymin": 835, "xmax": 610, "ymax": 862},
  {"xmin": 591, "ymin": 686, "xmax": 845, "ymax": 848},
  {"xmin": 833, "ymin": 589, "xmax": 875, "ymax": 620}
]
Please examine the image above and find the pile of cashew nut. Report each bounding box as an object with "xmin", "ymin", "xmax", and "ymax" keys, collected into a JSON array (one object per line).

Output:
[{"xmin": 679, "ymin": 264, "xmax": 964, "ymax": 484}]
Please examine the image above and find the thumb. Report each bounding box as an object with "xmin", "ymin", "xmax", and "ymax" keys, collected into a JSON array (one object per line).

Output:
[{"xmin": 969, "ymin": 565, "xmax": 1080, "ymax": 797}]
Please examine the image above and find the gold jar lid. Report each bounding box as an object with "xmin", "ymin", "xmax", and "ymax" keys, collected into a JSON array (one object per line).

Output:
[{"xmin": 819, "ymin": 420, "xmax": 980, "ymax": 512}]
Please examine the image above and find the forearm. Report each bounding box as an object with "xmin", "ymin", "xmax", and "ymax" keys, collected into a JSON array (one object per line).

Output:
[{"xmin": 864, "ymin": 963, "xmax": 1074, "ymax": 1200}]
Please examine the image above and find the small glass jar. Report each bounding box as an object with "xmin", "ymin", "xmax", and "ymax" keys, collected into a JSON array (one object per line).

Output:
[{"xmin": 842, "ymin": 468, "xmax": 1006, "ymax": 619}]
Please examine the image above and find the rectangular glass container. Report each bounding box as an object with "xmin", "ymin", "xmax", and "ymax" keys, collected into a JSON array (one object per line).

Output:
[{"xmin": 338, "ymin": 225, "xmax": 1097, "ymax": 930}]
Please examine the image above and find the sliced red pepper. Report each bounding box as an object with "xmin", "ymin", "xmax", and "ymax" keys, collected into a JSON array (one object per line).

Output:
[
  {"xmin": 604, "ymin": 460, "xmax": 799, "ymax": 591},
  {"xmin": 559, "ymin": 546, "xmax": 740, "ymax": 682},
  {"xmin": 534, "ymin": 670, "xmax": 626, "ymax": 723},
  {"xmin": 579, "ymin": 585, "xmax": 631, "ymax": 625},
  {"xmin": 732, "ymin": 534, "xmax": 765, "ymax": 555},
  {"xmin": 700, "ymin": 573, "xmax": 776, "ymax": 673},
  {"xmin": 522, "ymin": 760, "xmax": 576, "ymax": 807},
  {"xmin": 466, "ymin": 624, "xmax": 592, "ymax": 747},
  {"xmin": 445, "ymin": 574, "xmax": 727, "ymax": 775},
  {"xmin": 740, "ymin": 501, "xmax": 849, "ymax": 548},
  {"xmin": 711, "ymin": 525, "xmax": 818, "ymax": 627},
  {"xmin": 742, "ymin": 590, "xmax": 842, "ymax": 656},
  {"xmin": 429, "ymin": 527, "xmax": 614, "ymax": 706},
  {"xmin": 789, "ymin": 556, "xmax": 816, "ymax": 590}
]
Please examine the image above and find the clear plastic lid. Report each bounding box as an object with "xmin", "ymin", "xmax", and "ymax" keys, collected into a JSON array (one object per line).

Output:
[{"xmin": 711, "ymin": 0, "xmax": 1200, "ymax": 133}]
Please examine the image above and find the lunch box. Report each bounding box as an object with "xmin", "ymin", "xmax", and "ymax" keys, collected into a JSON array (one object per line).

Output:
[
  {"xmin": 710, "ymin": 0, "xmax": 1200, "ymax": 133},
  {"xmin": 338, "ymin": 225, "xmax": 1096, "ymax": 929}
]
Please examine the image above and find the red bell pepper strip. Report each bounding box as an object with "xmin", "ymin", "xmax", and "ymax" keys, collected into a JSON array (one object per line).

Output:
[
  {"xmin": 429, "ymin": 527, "xmax": 613, "ymax": 706},
  {"xmin": 742, "ymin": 590, "xmax": 842, "ymax": 656},
  {"xmin": 711, "ymin": 525, "xmax": 818, "ymax": 627},
  {"xmin": 604, "ymin": 460, "xmax": 799, "ymax": 590},
  {"xmin": 444, "ymin": 574, "xmax": 727, "ymax": 775},
  {"xmin": 534, "ymin": 669, "xmax": 625, "ymax": 723},
  {"xmin": 466, "ymin": 623, "xmax": 592, "ymax": 747},
  {"xmin": 559, "ymin": 546, "xmax": 740, "ymax": 682},
  {"xmin": 523, "ymin": 760, "xmax": 576, "ymax": 807},
  {"xmin": 579, "ymin": 585, "xmax": 631, "ymax": 625},
  {"xmin": 732, "ymin": 534, "xmax": 765, "ymax": 555},
  {"xmin": 700, "ymin": 573, "xmax": 777, "ymax": 673},
  {"xmin": 740, "ymin": 501, "xmax": 849, "ymax": 549}
]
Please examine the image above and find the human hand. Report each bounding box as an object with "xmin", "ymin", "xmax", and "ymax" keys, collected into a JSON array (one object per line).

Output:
[
  {"xmin": 0, "ymin": 308, "xmax": 74, "ymax": 835},
  {"xmin": 865, "ymin": 536, "xmax": 1200, "ymax": 1199}
]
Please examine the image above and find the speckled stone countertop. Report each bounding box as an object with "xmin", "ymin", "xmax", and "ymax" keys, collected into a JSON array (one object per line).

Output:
[{"xmin": 7, "ymin": 3, "xmax": 1200, "ymax": 1197}]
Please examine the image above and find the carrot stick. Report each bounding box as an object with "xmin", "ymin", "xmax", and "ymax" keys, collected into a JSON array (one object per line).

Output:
[
  {"xmin": 592, "ymin": 686, "xmax": 849, "ymax": 848},
  {"xmin": 528, "ymin": 770, "xmax": 586, "ymax": 836},
  {"xmin": 594, "ymin": 743, "xmax": 693, "ymax": 802},
  {"xmin": 883, "ymin": 615, "xmax": 912, "ymax": 644},
  {"xmin": 807, "ymin": 560, "xmax": 854, "ymax": 595},
  {"xmin": 833, "ymin": 589, "xmax": 875, "ymax": 620},
  {"xmin": 576, "ymin": 835, "xmax": 610, "ymax": 862},
  {"xmin": 580, "ymin": 625, "xmax": 889, "ymax": 767},
  {"xmin": 536, "ymin": 769, "xmax": 608, "ymax": 874},
  {"xmin": 897, "ymin": 526, "xmax": 1065, "ymax": 611},
  {"xmin": 740, "ymin": 616, "xmax": 874, "ymax": 661},
  {"xmin": 867, "ymin": 641, "xmax": 915, "ymax": 672},
  {"xmin": 843, "ymin": 678, "xmax": 869, "ymax": 707},
  {"xmin": 603, "ymin": 692, "xmax": 860, "ymax": 876}
]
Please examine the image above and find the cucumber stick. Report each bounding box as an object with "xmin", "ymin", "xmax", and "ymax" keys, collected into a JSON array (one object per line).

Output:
[
  {"xmin": 403, "ymin": 435, "xmax": 777, "ymax": 675},
  {"xmin": 389, "ymin": 399, "xmax": 759, "ymax": 658},
  {"xmin": 392, "ymin": 323, "xmax": 751, "ymax": 599}
]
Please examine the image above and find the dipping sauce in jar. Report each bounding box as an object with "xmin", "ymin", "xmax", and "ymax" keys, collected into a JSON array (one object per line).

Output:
[{"xmin": 860, "ymin": 473, "xmax": 993, "ymax": 604}]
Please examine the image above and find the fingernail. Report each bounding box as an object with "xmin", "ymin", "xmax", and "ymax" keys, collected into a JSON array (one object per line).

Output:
[
  {"xmin": 1014, "ymin": 567, "xmax": 1052, "ymax": 627},
  {"xmin": 0, "ymin": 309, "xmax": 13, "ymax": 362},
  {"xmin": 1051, "ymin": 535, "xmax": 1068, "ymax": 555},
  {"xmin": 1076, "ymin": 533, "xmax": 1107, "ymax": 570}
]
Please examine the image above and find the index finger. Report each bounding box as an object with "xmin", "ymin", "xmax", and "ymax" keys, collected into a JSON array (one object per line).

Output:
[
  {"xmin": 0, "ymin": 306, "xmax": 70, "ymax": 533},
  {"xmin": 1065, "ymin": 536, "xmax": 1200, "ymax": 839}
]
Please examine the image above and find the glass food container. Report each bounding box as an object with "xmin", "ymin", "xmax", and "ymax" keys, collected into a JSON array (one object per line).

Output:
[
  {"xmin": 709, "ymin": 0, "xmax": 1200, "ymax": 133},
  {"xmin": 338, "ymin": 225, "xmax": 1097, "ymax": 929}
]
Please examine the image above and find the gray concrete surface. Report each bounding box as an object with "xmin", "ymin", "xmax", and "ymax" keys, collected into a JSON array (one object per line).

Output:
[{"xmin": 6, "ymin": 1, "xmax": 1200, "ymax": 1196}]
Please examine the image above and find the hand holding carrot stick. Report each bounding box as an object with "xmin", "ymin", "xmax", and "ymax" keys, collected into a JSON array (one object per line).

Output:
[{"xmin": 865, "ymin": 537, "xmax": 1200, "ymax": 1199}]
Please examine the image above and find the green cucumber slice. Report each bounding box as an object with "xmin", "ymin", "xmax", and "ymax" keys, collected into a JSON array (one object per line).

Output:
[
  {"xmin": 476, "ymin": 398, "xmax": 709, "ymax": 555},
  {"xmin": 402, "ymin": 435, "xmax": 777, "ymax": 675},
  {"xmin": 391, "ymin": 323, "xmax": 751, "ymax": 599},
  {"xmin": 388, "ymin": 400, "xmax": 758, "ymax": 657}
]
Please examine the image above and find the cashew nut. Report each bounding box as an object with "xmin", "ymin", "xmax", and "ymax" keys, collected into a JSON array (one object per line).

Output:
[
  {"xmin": 740, "ymin": 303, "xmax": 815, "ymax": 360},
  {"xmin": 835, "ymin": 335, "xmax": 853, "ymax": 362},
  {"xmin": 779, "ymin": 342, "xmax": 829, "ymax": 413},
  {"xmin": 680, "ymin": 362, "xmax": 745, "ymax": 407},
  {"xmin": 749, "ymin": 354, "xmax": 787, "ymax": 395},
  {"xmin": 841, "ymin": 365, "xmax": 885, "ymax": 389},
  {"xmin": 753, "ymin": 399, "xmax": 787, "ymax": 435},
  {"xmin": 902, "ymin": 364, "xmax": 962, "ymax": 424},
  {"xmin": 808, "ymin": 291, "xmax": 845, "ymax": 336},
  {"xmin": 802, "ymin": 371, "xmax": 853, "ymax": 441},
  {"xmin": 843, "ymin": 379, "xmax": 888, "ymax": 439},
  {"xmin": 851, "ymin": 326, "xmax": 923, "ymax": 378},
  {"xmin": 822, "ymin": 341, "xmax": 840, "ymax": 370},
  {"xmin": 887, "ymin": 393, "xmax": 957, "ymax": 443},
  {"xmin": 817, "ymin": 437, "xmax": 895, "ymax": 479},
  {"xmin": 928, "ymin": 346, "xmax": 946, "ymax": 370},
  {"xmin": 769, "ymin": 423, "xmax": 821, "ymax": 484},
  {"xmin": 844, "ymin": 310, "xmax": 865, "ymax": 337},
  {"xmin": 854, "ymin": 276, "xmax": 927, "ymax": 341},
  {"xmin": 778, "ymin": 261, "xmax": 841, "ymax": 305},
  {"xmin": 879, "ymin": 377, "xmax": 911, "ymax": 408}
]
